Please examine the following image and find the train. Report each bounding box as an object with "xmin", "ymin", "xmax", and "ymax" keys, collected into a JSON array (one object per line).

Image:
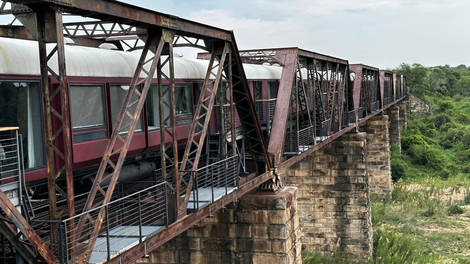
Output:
[{"xmin": 0, "ymin": 36, "xmax": 406, "ymax": 190}]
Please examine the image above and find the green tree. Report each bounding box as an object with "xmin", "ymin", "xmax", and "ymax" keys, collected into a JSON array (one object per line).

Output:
[
  {"xmin": 395, "ymin": 63, "xmax": 428, "ymax": 97},
  {"xmin": 455, "ymin": 75, "xmax": 470, "ymax": 96},
  {"xmin": 428, "ymin": 68, "xmax": 447, "ymax": 95}
]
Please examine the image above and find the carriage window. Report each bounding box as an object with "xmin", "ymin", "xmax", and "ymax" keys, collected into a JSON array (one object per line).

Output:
[
  {"xmin": 253, "ymin": 81, "xmax": 262, "ymax": 100},
  {"xmin": 70, "ymin": 85, "xmax": 105, "ymax": 130},
  {"xmin": 147, "ymin": 84, "xmax": 170, "ymax": 130},
  {"xmin": 0, "ymin": 82, "xmax": 45, "ymax": 170},
  {"xmin": 268, "ymin": 81, "xmax": 277, "ymax": 99},
  {"xmin": 110, "ymin": 85, "xmax": 142, "ymax": 133},
  {"xmin": 147, "ymin": 84, "xmax": 192, "ymax": 130},
  {"xmin": 175, "ymin": 85, "xmax": 192, "ymax": 116}
]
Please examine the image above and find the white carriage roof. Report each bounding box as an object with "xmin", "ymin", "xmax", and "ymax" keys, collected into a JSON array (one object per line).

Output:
[{"xmin": 0, "ymin": 37, "xmax": 283, "ymax": 80}]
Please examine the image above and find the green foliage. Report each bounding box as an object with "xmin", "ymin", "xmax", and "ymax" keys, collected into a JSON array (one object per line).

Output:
[
  {"xmin": 447, "ymin": 204, "xmax": 465, "ymax": 215},
  {"xmin": 391, "ymin": 158, "xmax": 406, "ymax": 182},
  {"xmin": 428, "ymin": 113, "xmax": 452, "ymax": 128},
  {"xmin": 302, "ymin": 250, "xmax": 355, "ymax": 264},
  {"xmin": 401, "ymin": 134, "xmax": 429, "ymax": 151},
  {"xmin": 371, "ymin": 229, "xmax": 435, "ymax": 264},
  {"xmin": 408, "ymin": 145, "xmax": 445, "ymax": 170}
]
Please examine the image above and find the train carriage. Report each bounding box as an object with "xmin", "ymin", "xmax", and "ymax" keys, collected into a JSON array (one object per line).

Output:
[{"xmin": 0, "ymin": 37, "xmax": 285, "ymax": 186}]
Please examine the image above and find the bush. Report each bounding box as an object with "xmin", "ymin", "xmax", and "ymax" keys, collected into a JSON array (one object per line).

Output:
[
  {"xmin": 439, "ymin": 122, "xmax": 456, "ymax": 132},
  {"xmin": 391, "ymin": 158, "xmax": 407, "ymax": 182},
  {"xmin": 455, "ymin": 113, "xmax": 470, "ymax": 124},
  {"xmin": 423, "ymin": 128, "xmax": 437, "ymax": 138},
  {"xmin": 447, "ymin": 204, "xmax": 465, "ymax": 215},
  {"xmin": 428, "ymin": 113, "xmax": 452, "ymax": 128},
  {"xmin": 440, "ymin": 128, "xmax": 467, "ymax": 146},
  {"xmin": 408, "ymin": 145, "xmax": 445, "ymax": 170},
  {"xmin": 372, "ymin": 229, "xmax": 435, "ymax": 264},
  {"xmin": 302, "ymin": 249, "xmax": 354, "ymax": 264},
  {"xmin": 402, "ymin": 134, "xmax": 429, "ymax": 151},
  {"xmin": 438, "ymin": 100, "xmax": 455, "ymax": 112}
]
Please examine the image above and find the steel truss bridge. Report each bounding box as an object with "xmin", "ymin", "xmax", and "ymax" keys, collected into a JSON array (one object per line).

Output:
[{"xmin": 0, "ymin": 1, "xmax": 407, "ymax": 264}]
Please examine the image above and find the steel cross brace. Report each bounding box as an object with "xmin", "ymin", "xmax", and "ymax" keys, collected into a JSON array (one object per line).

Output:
[
  {"xmin": 74, "ymin": 29, "xmax": 169, "ymax": 264},
  {"xmin": 178, "ymin": 42, "xmax": 230, "ymax": 219},
  {"xmin": 295, "ymin": 62, "xmax": 313, "ymax": 130}
]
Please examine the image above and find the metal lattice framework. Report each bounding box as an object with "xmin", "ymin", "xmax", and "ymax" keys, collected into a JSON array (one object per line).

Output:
[
  {"xmin": 0, "ymin": 2, "xmax": 411, "ymax": 264},
  {"xmin": 0, "ymin": 0, "xmax": 272, "ymax": 263},
  {"xmin": 230, "ymin": 48, "xmax": 350, "ymax": 164}
]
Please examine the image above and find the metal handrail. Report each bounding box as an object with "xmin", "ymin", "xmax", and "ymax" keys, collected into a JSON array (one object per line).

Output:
[{"xmin": 255, "ymin": 98, "xmax": 277, "ymax": 102}]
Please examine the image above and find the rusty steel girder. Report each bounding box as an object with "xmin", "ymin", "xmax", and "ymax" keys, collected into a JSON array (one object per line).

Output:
[
  {"xmin": 0, "ymin": 190, "xmax": 59, "ymax": 264},
  {"xmin": 350, "ymin": 64, "xmax": 380, "ymax": 119},
  {"xmin": 32, "ymin": 5, "xmax": 76, "ymax": 255},
  {"xmin": 178, "ymin": 42, "xmax": 230, "ymax": 218},
  {"xmin": 242, "ymin": 48, "xmax": 349, "ymax": 165},
  {"xmin": 73, "ymin": 30, "xmax": 168, "ymax": 264},
  {"xmin": 7, "ymin": 0, "xmax": 233, "ymax": 41},
  {"xmin": 0, "ymin": 1, "xmax": 271, "ymax": 263}
]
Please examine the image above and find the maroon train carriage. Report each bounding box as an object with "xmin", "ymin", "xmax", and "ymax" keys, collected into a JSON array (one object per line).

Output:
[{"xmin": 0, "ymin": 37, "xmax": 285, "ymax": 190}]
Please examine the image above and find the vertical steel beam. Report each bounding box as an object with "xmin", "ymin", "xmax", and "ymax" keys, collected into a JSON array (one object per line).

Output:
[
  {"xmin": 33, "ymin": 4, "xmax": 75, "ymax": 253},
  {"xmin": 156, "ymin": 30, "xmax": 178, "ymax": 223}
]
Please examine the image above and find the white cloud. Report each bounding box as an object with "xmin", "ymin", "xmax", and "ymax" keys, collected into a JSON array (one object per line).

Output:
[{"xmin": 188, "ymin": 9, "xmax": 305, "ymax": 49}]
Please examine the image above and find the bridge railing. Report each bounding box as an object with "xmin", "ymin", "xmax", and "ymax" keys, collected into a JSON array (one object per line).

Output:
[
  {"xmin": 0, "ymin": 128, "xmax": 23, "ymax": 210},
  {"xmin": 342, "ymin": 110, "xmax": 356, "ymax": 128},
  {"xmin": 32, "ymin": 182, "xmax": 167, "ymax": 264},
  {"xmin": 185, "ymin": 155, "xmax": 238, "ymax": 212}
]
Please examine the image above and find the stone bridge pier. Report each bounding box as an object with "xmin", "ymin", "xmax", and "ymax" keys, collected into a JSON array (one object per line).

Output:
[
  {"xmin": 138, "ymin": 187, "xmax": 302, "ymax": 264},
  {"xmin": 281, "ymin": 132, "xmax": 373, "ymax": 259},
  {"xmin": 142, "ymin": 111, "xmax": 406, "ymax": 263}
]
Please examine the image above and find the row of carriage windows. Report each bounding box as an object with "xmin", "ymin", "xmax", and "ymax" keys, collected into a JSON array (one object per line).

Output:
[
  {"xmin": 70, "ymin": 84, "xmax": 194, "ymax": 141},
  {"xmin": 0, "ymin": 81, "xmax": 196, "ymax": 171}
]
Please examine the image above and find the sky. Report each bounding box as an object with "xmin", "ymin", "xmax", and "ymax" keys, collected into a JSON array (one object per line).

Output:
[{"xmin": 3, "ymin": 0, "xmax": 470, "ymax": 69}]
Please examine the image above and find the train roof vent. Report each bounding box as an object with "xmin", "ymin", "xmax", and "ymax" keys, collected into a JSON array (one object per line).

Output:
[
  {"xmin": 64, "ymin": 37, "xmax": 75, "ymax": 45},
  {"xmin": 99, "ymin": 43, "xmax": 119, "ymax": 50}
]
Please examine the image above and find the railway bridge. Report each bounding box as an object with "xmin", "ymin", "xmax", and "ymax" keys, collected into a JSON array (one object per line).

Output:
[{"xmin": 0, "ymin": 1, "xmax": 408, "ymax": 264}]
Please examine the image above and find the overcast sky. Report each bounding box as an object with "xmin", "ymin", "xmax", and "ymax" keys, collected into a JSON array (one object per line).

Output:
[
  {"xmin": 113, "ymin": 0, "xmax": 469, "ymax": 69},
  {"xmin": 3, "ymin": 0, "xmax": 469, "ymax": 69}
]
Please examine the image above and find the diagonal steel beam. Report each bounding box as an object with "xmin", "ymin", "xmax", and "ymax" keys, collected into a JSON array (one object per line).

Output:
[
  {"xmin": 0, "ymin": 219, "xmax": 36, "ymax": 264},
  {"xmin": 74, "ymin": 29, "xmax": 167, "ymax": 264},
  {"xmin": 0, "ymin": 190, "xmax": 58, "ymax": 264},
  {"xmin": 178, "ymin": 42, "xmax": 229, "ymax": 218},
  {"xmin": 267, "ymin": 51, "xmax": 297, "ymax": 166},
  {"xmin": 228, "ymin": 36, "xmax": 271, "ymax": 173}
]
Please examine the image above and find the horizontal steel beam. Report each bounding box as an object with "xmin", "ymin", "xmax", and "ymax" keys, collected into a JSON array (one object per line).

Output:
[
  {"xmin": 7, "ymin": 0, "xmax": 233, "ymax": 41},
  {"xmin": 199, "ymin": 47, "xmax": 349, "ymax": 65},
  {"xmin": 298, "ymin": 48, "xmax": 348, "ymax": 64},
  {"xmin": 0, "ymin": 25, "xmax": 34, "ymax": 39},
  {"xmin": 350, "ymin": 63, "xmax": 379, "ymax": 72}
]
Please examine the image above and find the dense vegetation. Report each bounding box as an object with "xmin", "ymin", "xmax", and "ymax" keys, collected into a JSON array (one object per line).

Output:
[
  {"xmin": 303, "ymin": 63, "xmax": 470, "ymax": 263},
  {"xmin": 393, "ymin": 63, "xmax": 470, "ymax": 182}
]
